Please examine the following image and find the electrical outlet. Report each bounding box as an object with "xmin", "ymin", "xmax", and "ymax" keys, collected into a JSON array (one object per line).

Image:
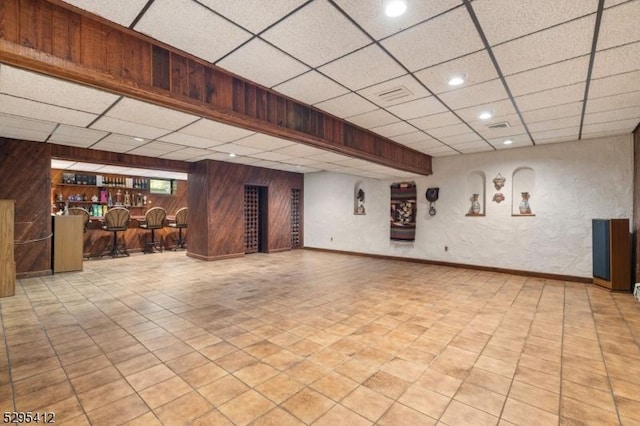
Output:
[{"xmin": 444, "ymin": 246, "xmax": 448, "ymax": 252}]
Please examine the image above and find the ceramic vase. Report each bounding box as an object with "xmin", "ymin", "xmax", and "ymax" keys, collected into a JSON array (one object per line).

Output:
[
  {"xmin": 519, "ymin": 192, "xmax": 531, "ymax": 214},
  {"xmin": 471, "ymin": 194, "xmax": 481, "ymax": 215}
]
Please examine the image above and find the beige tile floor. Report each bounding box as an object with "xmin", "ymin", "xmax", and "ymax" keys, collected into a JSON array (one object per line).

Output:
[{"xmin": 1, "ymin": 250, "xmax": 640, "ymax": 425}]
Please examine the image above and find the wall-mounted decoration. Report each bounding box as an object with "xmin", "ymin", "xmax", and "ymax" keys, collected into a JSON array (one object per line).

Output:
[
  {"xmin": 493, "ymin": 173, "xmax": 506, "ymax": 190},
  {"xmin": 466, "ymin": 171, "xmax": 486, "ymax": 216},
  {"xmin": 492, "ymin": 192, "xmax": 505, "ymax": 203},
  {"xmin": 519, "ymin": 192, "xmax": 532, "ymax": 214},
  {"xmin": 512, "ymin": 167, "xmax": 535, "ymax": 216},
  {"xmin": 426, "ymin": 187, "xmax": 439, "ymax": 216},
  {"xmin": 390, "ymin": 182, "xmax": 416, "ymax": 242},
  {"xmin": 354, "ymin": 182, "xmax": 366, "ymax": 215}
]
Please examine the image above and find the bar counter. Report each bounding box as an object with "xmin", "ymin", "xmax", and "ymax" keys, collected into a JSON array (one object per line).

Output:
[{"xmin": 84, "ymin": 215, "xmax": 183, "ymax": 257}]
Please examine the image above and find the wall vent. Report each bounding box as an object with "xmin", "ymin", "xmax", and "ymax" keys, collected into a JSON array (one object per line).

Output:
[
  {"xmin": 487, "ymin": 121, "xmax": 510, "ymax": 129},
  {"xmin": 375, "ymin": 86, "xmax": 413, "ymax": 103}
]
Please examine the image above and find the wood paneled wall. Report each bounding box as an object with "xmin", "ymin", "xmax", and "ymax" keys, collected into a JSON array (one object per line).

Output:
[
  {"xmin": 188, "ymin": 160, "xmax": 303, "ymax": 260},
  {"xmin": 0, "ymin": 0, "xmax": 431, "ymax": 175},
  {"xmin": 0, "ymin": 138, "xmax": 52, "ymax": 277}
]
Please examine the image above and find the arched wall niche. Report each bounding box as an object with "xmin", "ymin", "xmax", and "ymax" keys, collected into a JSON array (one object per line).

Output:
[
  {"xmin": 512, "ymin": 167, "xmax": 535, "ymax": 216},
  {"xmin": 465, "ymin": 171, "xmax": 486, "ymax": 216}
]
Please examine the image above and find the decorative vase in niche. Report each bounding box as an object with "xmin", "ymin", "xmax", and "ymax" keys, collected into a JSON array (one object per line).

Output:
[
  {"xmin": 470, "ymin": 194, "xmax": 481, "ymax": 215},
  {"xmin": 519, "ymin": 192, "xmax": 531, "ymax": 214}
]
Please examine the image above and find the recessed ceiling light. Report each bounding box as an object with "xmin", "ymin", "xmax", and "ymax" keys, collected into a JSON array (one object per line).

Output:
[
  {"xmin": 447, "ymin": 73, "xmax": 467, "ymax": 86},
  {"xmin": 229, "ymin": 153, "xmax": 236, "ymax": 157},
  {"xmin": 478, "ymin": 111, "xmax": 493, "ymax": 120},
  {"xmin": 503, "ymin": 139, "xmax": 513, "ymax": 145},
  {"xmin": 385, "ymin": 1, "xmax": 407, "ymax": 17},
  {"xmin": 133, "ymin": 137, "xmax": 144, "ymax": 142}
]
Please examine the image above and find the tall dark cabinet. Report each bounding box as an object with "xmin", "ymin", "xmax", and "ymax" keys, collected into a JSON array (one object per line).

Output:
[{"xmin": 592, "ymin": 218, "xmax": 631, "ymax": 291}]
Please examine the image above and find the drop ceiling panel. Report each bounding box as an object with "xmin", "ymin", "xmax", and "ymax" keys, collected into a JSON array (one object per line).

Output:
[
  {"xmin": 198, "ymin": 0, "xmax": 306, "ymax": 33},
  {"xmin": 370, "ymin": 121, "xmax": 416, "ymax": 138},
  {"xmin": 527, "ymin": 116, "xmax": 581, "ymax": 133},
  {"xmin": 597, "ymin": 1, "xmax": 640, "ymax": 51},
  {"xmin": 160, "ymin": 147, "xmax": 213, "ymax": 161},
  {"xmin": 452, "ymin": 140, "xmax": 492, "ymax": 150},
  {"xmin": 441, "ymin": 133, "xmax": 483, "ymax": 145},
  {"xmin": 90, "ymin": 116, "xmax": 169, "ymax": 139},
  {"xmin": 179, "ymin": 118, "xmax": 255, "ymax": 142},
  {"xmin": 249, "ymin": 151, "xmax": 295, "ymax": 162},
  {"xmin": 399, "ymin": 138, "xmax": 444, "ymax": 151},
  {"xmin": 313, "ymin": 93, "xmax": 378, "ymax": 118},
  {"xmin": 428, "ymin": 123, "xmax": 471, "ymax": 138},
  {"xmin": 48, "ymin": 125, "xmax": 108, "ymax": 147},
  {"xmin": 127, "ymin": 141, "xmax": 182, "ymax": 156},
  {"xmin": 438, "ymin": 79, "xmax": 509, "ymax": 110},
  {"xmin": 0, "ymin": 95, "xmax": 97, "ymax": 127},
  {"xmin": 134, "ymin": 0, "xmax": 251, "ymax": 63},
  {"xmin": 456, "ymin": 99, "xmax": 517, "ymax": 123},
  {"xmin": 414, "ymin": 50, "xmax": 498, "ymax": 95},
  {"xmin": 491, "ymin": 134, "xmax": 532, "ymax": 150},
  {"xmin": 250, "ymin": 160, "xmax": 281, "ymax": 169},
  {"xmin": 585, "ymin": 91, "xmax": 640, "ymax": 114},
  {"xmin": 423, "ymin": 145, "xmax": 458, "ymax": 156},
  {"xmin": 491, "ymin": 15, "xmax": 595, "ymax": 76},
  {"xmin": 262, "ymin": 0, "xmax": 369, "ymax": 67},
  {"xmin": 506, "ymin": 56, "xmax": 590, "ymax": 97},
  {"xmin": 334, "ymin": 0, "xmax": 462, "ymax": 40},
  {"xmin": 583, "ymin": 106, "xmax": 640, "ymax": 125},
  {"xmin": 589, "ymin": 70, "xmax": 640, "ymax": 99},
  {"xmin": 0, "ymin": 114, "xmax": 54, "ymax": 142},
  {"xmin": 61, "ymin": 0, "xmax": 148, "ymax": 27},
  {"xmin": 234, "ymin": 133, "xmax": 296, "ymax": 150},
  {"xmin": 472, "ymin": 0, "xmax": 597, "ymax": 46},
  {"xmin": 346, "ymin": 109, "xmax": 399, "ymax": 129},
  {"xmin": 280, "ymin": 157, "xmax": 322, "ymax": 166},
  {"xmin": 213, "ymin": 143, "xmax": 265, "ymax": 156},
  {"xmin": 91, "ymin": 134, "xmax": 147, "ymax": 153},
  {"xmin": 458, "ymin": 146, "xmax": 494, "ymax": 154},
  {"xmin": 391, "ymin": 131, "xmax": 436, "ymax": 145},
  {"xmin": 582, "ymin": 118, "xmax": 639, "ymax": 134},
  {"xmin": 386, "ymin": 96, "xmax": 449, "ymax": 120},
  {"xmin": 0, "ymin": 65, "xmax": 120, "ymax": 114},
  {"xmin": 273, "ymin": 71, "xmax": 349, "ymax": 105},
  {"xmin": 515, "ymin": 83, "xmax": 586, "ymax": 112},
  {"xmin": 357, "ymin": 75, "xmax": 431, "ymax": 107},
  {"xmin": 520, "ymin": 102, "xmax": 583, "ymax": 123},
  {"xmin": 217, "ymin": 38, "xmax": 310, "ymax": 88},
  {"xmin": 591, "ymin": 42, "xmax": 640, "ymax": 79},
  {"xmin": 381, "ymin": 7, "xmax": 484, "ymax": 72},
  {"xmin": 318, "ymin": 44, "xmax": 405, "ymax": 91},
  {"xmin": 530, "ymin": 126, "xmax": 579, "ymax": 141},
  {"xmin": 408, "ymin": 111, "xmax": 463, "ymax": 131},
  {"xmin": 476, "ymin": 123, "xmax": 527, "ymax": 140},
  {"xmin": 159, "ymin": 132, "xmax": 226, "ymax": 149},
  {"xmin": 106, "ymin": 98, "xmax": 199, "ymax": 131}
]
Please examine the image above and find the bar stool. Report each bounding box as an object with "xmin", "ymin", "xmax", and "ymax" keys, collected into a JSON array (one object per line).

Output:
[
  {"xmin": 68, "ymin": 207, "xmax": 90, "ymax": 232},
  {"xmin": 139, "ymin": 207, "xmax": 166, "ymax": 253},
  {"xmin": 168, "ymin": 207, "xmax": 188, "ymax": 250},
  {"xmin": 101, "ymin": 207, "xmax": 130, "ymax": 257}
]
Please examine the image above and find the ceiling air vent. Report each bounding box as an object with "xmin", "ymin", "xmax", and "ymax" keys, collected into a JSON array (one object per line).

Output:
[
  {"xmin": 375, "ymin": 86, "xmax": 413, "ymax": 103},
  {"xmin": 486, "ymin": 121, "xmax": 510, "ymax": 129}
]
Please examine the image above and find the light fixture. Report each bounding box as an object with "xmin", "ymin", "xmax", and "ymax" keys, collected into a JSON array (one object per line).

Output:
[
  {"xmin": 447, "ymin": 73, "xmax": 467, "ymax": 86},
  {"xmin": 133, "ymin": 137, "xmax": 144, "ymax": 142},
  {"xmin": 229, "ymin": 153, "xmax": 236, "ymax": 157},
  {"xmin": 503, "ymin": 139, "xmax": 513, "ymax": 145},
  {"xmin": 478, "ymin": 111, "xmax": 493, "ymax": 120},
  {"xmin": 385, "ymin": 1, "xmax": 407, "ymax": 17}
]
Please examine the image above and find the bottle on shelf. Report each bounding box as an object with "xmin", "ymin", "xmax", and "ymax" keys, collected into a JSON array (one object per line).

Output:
[{"xmin": 107, "ymin": 191, "xmax": 113, "ymax": 207}]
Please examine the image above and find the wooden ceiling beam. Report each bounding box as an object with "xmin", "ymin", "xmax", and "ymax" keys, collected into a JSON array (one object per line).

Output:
[{"xmin": 0, "ymin": 0, "xmax": 432, "ymax": 175}]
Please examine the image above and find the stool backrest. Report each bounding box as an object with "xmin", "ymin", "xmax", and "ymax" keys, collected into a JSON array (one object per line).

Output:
[
  {"xmin": 68, "ymin": 207, "xmax": 90, "ymax": 231},
  {"xmin": 174, "ymin": 207, "xmax": 188, "ymax": 226},
  {"xmin": 104, "ymin": 207, "xmax": 130, "ymax": 231},
  {"xmin": 144, "ymin": 207, "xmax": 167, "ymax": 229}
]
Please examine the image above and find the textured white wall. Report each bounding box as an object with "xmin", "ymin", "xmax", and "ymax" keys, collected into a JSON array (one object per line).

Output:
[{"xmin": 304, "ymin": 135, "xmax": 633, "ymax": 278}]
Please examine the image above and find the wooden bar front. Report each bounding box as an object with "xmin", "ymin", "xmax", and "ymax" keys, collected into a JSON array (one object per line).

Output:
[{"xmin": 0, "ymin": 200, "xmax": 16, "ymax": 297}]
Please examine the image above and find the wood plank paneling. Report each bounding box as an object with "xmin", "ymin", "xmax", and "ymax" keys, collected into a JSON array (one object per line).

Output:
[
  {"xmin": 0, "ymin": 0, "xmax": 20, "ymax": 42},
  {"xmin": 0, "ymin": 138, "xmax": 52, "ymax": 276},
  {"xmin": 0, "ymin": 0, "xmax": 432, "ymax": 175},
  {"xmin": 0, "ymin": 200, "xmax": 16, "ymax": 297},
  {"xmin": 188, "ymin": 160, "xmax": 303, "ymax": 260}
]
